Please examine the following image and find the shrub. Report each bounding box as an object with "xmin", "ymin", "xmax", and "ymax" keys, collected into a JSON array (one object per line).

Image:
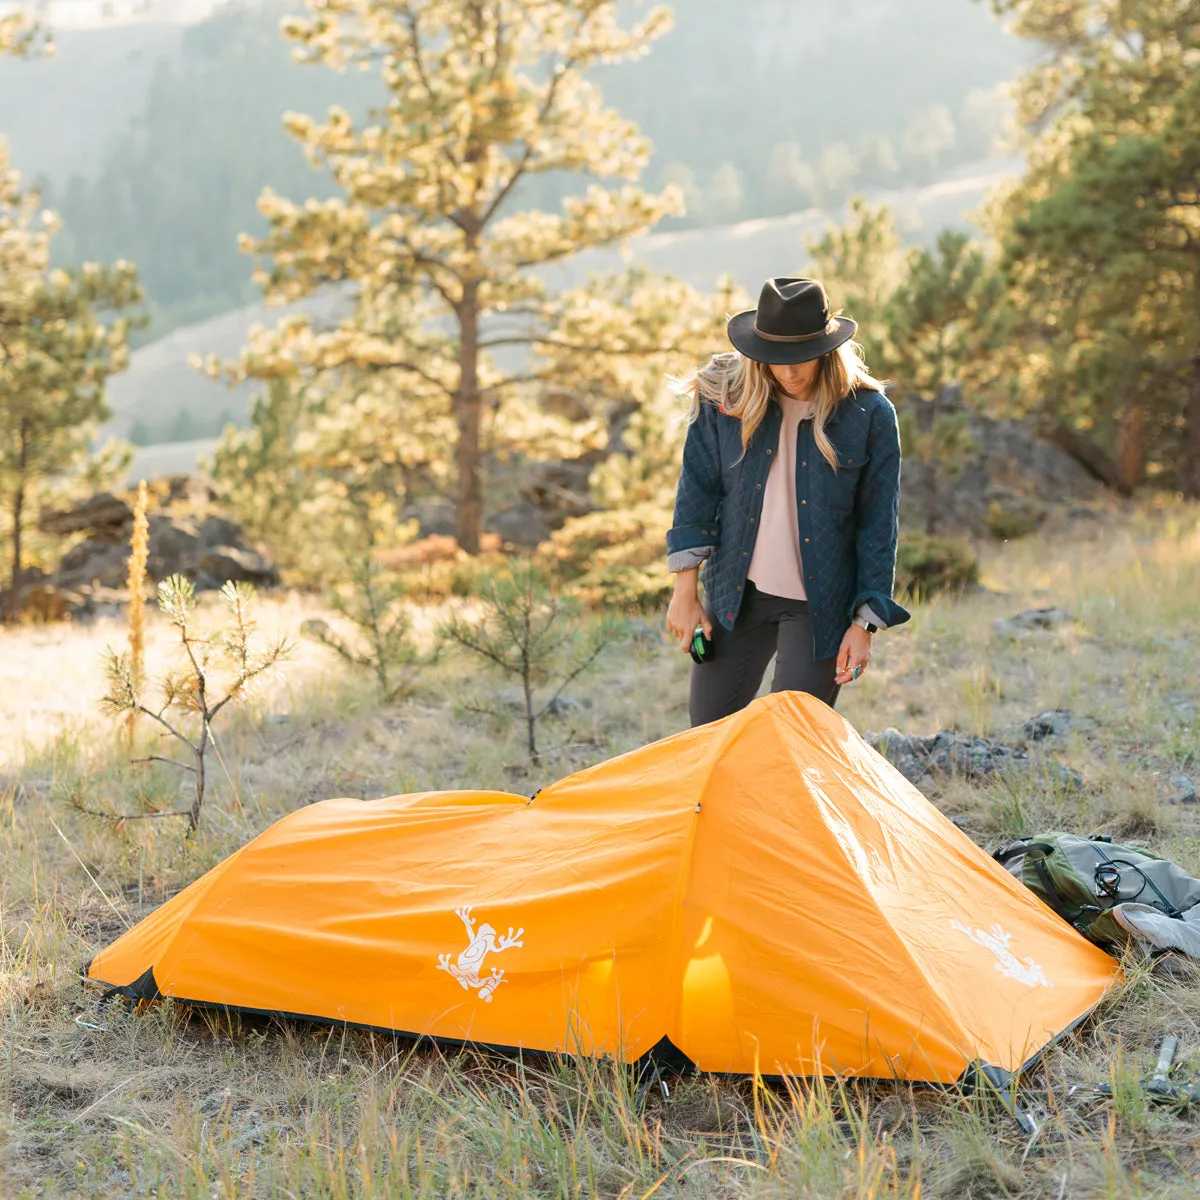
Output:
[
  {"xmin": 895, "ymin": 531, "xmax": 979, "ymax": 597},
  {"xmin": 542, "ymin": 503, "xmax": 673, "ymax": 611},
  {"xmin": 985, "ymin": 497, "xmax": 1045, "ymax": 540}
]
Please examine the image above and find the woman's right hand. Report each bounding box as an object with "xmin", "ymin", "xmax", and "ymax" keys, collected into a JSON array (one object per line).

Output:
[{"xmin": 665, "ymin": 570, "xmax": 712, "ymax": 652}]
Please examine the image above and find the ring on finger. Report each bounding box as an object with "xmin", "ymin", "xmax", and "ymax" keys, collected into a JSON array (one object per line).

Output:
[{"xmin": 852, "ymin": 663, "xmax": 863, "ymax": 680}]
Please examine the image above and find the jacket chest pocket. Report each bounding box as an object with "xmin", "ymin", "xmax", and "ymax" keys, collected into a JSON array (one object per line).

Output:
[{"xmin": 819, "ymin": 447, "xmax": 870, "ymax": 512}]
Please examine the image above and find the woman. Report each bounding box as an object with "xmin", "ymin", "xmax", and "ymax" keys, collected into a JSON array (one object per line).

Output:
[{"xmin": 665, "ymin": 276, "xmax": 910, "ymax": 727}]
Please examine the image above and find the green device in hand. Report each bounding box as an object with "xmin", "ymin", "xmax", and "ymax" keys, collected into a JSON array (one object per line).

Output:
[{"xmin": 689, "ymin": 625, "xmax": 713, "ymax": 665}]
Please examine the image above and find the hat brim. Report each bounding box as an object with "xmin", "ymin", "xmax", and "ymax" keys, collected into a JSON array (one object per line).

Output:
[{"xmin": 726, "ymin": 311, "xmax": 858, "ymax": 365}]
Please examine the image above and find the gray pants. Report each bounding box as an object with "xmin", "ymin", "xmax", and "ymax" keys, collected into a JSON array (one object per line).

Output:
[{"xmin": 690, "ymin": 581, "xmax": 841, "ymax": 727}]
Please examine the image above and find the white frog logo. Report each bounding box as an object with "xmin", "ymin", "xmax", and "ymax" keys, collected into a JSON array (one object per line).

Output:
[
  {"xmin": 950, "ymin": 919, "xmax": 1053, "ymax": 988},
  {"xmin": 437, "ymin": 907, "xmax": 524, "ymax": 1002}
]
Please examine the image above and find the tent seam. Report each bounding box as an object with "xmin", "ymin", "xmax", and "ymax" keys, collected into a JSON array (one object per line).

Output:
[{"xmin": 770, "ymin": 699, "xmax": 988, "ymax": 1077}]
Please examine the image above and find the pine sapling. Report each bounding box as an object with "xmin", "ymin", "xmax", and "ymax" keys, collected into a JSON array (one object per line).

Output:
[
  {"xmin": 99, "ymin": 575, "xmax": 290, "ymax": 834},
  {"xmin": 439, "ymin": 563, "xmax": 618, "ymax": 763},
  {"xmin": 301, "ymin": 550, "xmax": 425, "ymax": 703}
]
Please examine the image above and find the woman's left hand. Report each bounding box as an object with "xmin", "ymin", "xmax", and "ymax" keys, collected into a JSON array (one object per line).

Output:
[{"xmin": 835, "ymin": 624, "xmax": 873, "ymax": 686}]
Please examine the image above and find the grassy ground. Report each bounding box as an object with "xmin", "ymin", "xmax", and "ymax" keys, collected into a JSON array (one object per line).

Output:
[{"xmin": 2, "ymin": 499, "xmax": 1199, "ymax": 1198}]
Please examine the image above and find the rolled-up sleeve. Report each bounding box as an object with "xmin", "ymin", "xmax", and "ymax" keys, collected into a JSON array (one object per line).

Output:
[
  {"xmin": 666, "ymin": 401, "xmax": 723, "ymax": 561},
  {"xmin": 851, "ymin": 397, "xmax": 911, "ymax": 629}
]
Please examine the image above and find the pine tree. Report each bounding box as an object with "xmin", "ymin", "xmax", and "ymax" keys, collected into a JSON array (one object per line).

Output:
[
  {"xmin": 988, "ymin": 0, "xmax": 1200, "ymax": 494},
  {"xmin": 885, "ymin": 231, "xmax": 999, "ymax": 533},
  {"xmin": 0, "ymin": 147, "xmax": 142, "ymax": 600},
  {"xmin": 804, "ymin": 198, "xmax": 906, "ymax": 370},
  {"xmin": 220, "ymin": 0, "xmax": 707, "ymax": 554}
]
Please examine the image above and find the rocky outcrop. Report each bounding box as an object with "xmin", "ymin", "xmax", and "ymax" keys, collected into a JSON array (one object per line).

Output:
[
  {"xmin": 4, "ymin": 491, "xmax": 278, "ymax": 620},
  {"xmin": 864, "ymin": 709, "xmax": 1084, "ymax": 792},
  {"xmin": 899, "ymin": 405, "xmax": 1103, "ymax": 539}
]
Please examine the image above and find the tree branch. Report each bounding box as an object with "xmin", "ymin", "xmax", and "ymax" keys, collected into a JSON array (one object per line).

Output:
[
  {"xmin": 533, "ymin": 639, "xmax": 607, "ymax": 722},
  {"xmin": 138, "ymin": 706, "xmax": 200, "ymax": 754},
  {"xmin": 480, "ymin": 53, "xmax": 577, "ymax": 227},
  {"xmin": 130, "ymin": 755, "xmax": 197, "ymax": 774},
  {"xmin": 74, "ymin": 804, "xmax": 195, "ymax": 823}
]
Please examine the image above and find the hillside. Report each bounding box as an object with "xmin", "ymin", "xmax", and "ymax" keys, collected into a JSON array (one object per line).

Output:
[
  {"xmin": 0, "ymin": 0, "xmax": 1029, "ymax": 340},
  {"xmin": 111, "ymin": 153, "xmax": 1020, "ymax": 475}
]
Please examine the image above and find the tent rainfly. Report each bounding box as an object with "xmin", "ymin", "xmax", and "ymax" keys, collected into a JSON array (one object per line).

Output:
[{"xmin": 88, "ymin": 692, "xmax": 1119, "ymax": 1083}]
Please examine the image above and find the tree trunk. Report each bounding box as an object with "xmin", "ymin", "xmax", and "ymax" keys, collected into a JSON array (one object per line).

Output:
[
  {"xmin": 1116, "ymin": 401, "xmax": 1145, "ymax": 494},
  {"xmin": 9, "ymin": 481, "xmax": 23, "ymax": 597},
  {"xmin": 1185, "ymin": 345, "xmax": 1200, "ymax": 500},
  {"xmin": 8, "ymin": 420, "xmax": 29, "ymax": 600},
  {"xmin": 456, "ymin": 279, "xmax": 483, "ymax": 554}
]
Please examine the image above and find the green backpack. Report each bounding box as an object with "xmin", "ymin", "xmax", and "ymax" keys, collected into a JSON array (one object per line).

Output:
[{"xmin": 993, "ymin": 833, "xmax": 1200, "ymax": 951}]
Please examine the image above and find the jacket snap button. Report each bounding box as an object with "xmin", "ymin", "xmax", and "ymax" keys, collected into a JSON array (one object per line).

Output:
[
  {"xmin": 848, "ymin": 458, "xmax": 854, "ymax": 465},
  {"xmin": 755, "ymin": 483, "xmax": 762, "ymax": 490},
  {"xmin": 808, "ymin": 575, "xmax": 814, "ymax": 581},
  {"xmin": 766, "ymin": 448, "xmax": 772, "ymax": 455},
  {"xmin": 800, "ymin": 499, "xmax": 807, "ymax": 506},
  {"xmin": 736, "ymin": 584, "xmax": 742, "ymax": 591},
  {"xmin": 801, "ymin": 460, "xmax": 807, "ymax": 467},
  {"xmin": 742, "ymin": 551, "xmax": 748, "ymax": 557},
  {"xmin": 812, "ymin": 611, "xmax": 820, "ymax": 617},
  {"xmin": 748, "ymin": 517, "xmax": 755, "ymax": 523},
  {"xmin": 804, "ymin": 538, "xmax": 810, "ymax": 543}
]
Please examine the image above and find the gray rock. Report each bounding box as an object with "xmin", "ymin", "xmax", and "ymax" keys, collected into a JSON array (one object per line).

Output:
[
  {"xmin": 55, "ymin": 539, "xmax": 133, "ymax": 590},
  {"xmin": 404, "ymin": 497, "xmax": 457, "ymax": 538},
  {"xmin": 485, "ymin": 499, "xmax": 552, "ymax": 548},
  {"xmin": 1164, "ymin": 775, "xmax": 1198, "ymax": 805},
  {"xmin": 34, "ymin": 495, "xmax": 279, "ymax": 616},
  {"xmin": 195, "ymin": 514, "xmax": 246, "ymax": 546},
  {"xmin": 898, "ymin": 403, "xmax": 1101, "ymax": 540},
  {"xmin": 864, "ymin": 728, "xmax": 928, "ymax": 783},
  {"xmin": 37, "ymin": 492, "xmax": 132, "ymax": 537},
  {"xmin": 1022, "ymin": 710, "xmax": 1073, "ymax": 741},
  {"xmin": 494, "ymin": 686, "xmax": 583, "ymax": 716},
  {"xmin": 994, "ymin": 607, "xmax": 1074, "ymax": 636},
  {"xmin": 520, "ymin": 460, "xmax": 594, "ymax": 525},
  {"xmin": 145, "ymin": 512, "xmax": 203, "ymax": 577},
  {"xmin": 865, "ymin": 721, "xmax": 1082, "ymax": 790},
  {"xmin": 191, "ymin": 546, "xmax": 278, "ymax": 590}
]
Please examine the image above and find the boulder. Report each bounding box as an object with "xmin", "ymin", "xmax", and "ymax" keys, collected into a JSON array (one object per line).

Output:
[
  {"xmin": 37, "ymin": 492, "xmax": 132, "ymax": 538},
  {"xmin": 1163, "ymin": 776, "xmax": 1198, "ymax": 806},
  {"xmin": 191, "ymin": 546, "xmax": 279, "ymax": 590},
  {"xmin": 55, "ymin": 539, "xmax": 135, "ymax": 591},
  {"xmin": 899, "ymin": 406, "xmax": 1102, "ymax": 539},
  {"xmin": 1021, "ymin": 710, "xmax": 1073, "ymax": 741},
  {"xmin": 35, "ymin": 494, "xmax": 279, "ymax": 614}
]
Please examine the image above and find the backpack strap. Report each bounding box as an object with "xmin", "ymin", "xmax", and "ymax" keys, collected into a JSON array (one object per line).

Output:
[{"xmin": 1024, "ymin": 842, "xmax": 1105, "ymax": 932}]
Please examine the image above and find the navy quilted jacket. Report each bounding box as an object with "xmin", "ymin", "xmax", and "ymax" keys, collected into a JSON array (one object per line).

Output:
[{"xmin": 666, "ymin": 387, "xmax": 911, "ymax": 661}]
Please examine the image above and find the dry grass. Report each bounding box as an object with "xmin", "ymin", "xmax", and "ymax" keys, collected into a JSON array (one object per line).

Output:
[{"xmin": 2, "ymin": 500, "xmax": 1199, "ymax": 1198}]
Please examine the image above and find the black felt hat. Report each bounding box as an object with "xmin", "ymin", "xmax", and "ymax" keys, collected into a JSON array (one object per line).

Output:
[{"xmin": 727, "ymin": 277, "xmax": 858, "ymax": 365}]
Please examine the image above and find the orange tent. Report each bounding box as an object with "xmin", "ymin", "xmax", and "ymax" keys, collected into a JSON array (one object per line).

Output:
[{"xmin": 88, "ymin": 692, "xmax": 1118, "ymax": 1083}]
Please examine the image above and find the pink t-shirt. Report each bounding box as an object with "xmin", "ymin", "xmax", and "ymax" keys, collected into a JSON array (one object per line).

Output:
[{"xmin": 746, "ymin": 395, "xmax": 816, "ymax": 600}]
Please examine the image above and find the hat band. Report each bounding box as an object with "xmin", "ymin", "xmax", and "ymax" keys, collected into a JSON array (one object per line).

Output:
[{"xmin": 752, "ymin": 319, "xmax": 836, "ymax": 344}]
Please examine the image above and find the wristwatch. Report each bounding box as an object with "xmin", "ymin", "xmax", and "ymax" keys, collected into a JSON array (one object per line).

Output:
[{"xmin": 852, "ymin": 615, "xmax": 878, "ymax": 633}]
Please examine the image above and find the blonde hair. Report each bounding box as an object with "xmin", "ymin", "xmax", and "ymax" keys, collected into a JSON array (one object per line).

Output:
[{"xmin": 673, "ymin": 342, "xmax": 885, "ymax": 470}]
